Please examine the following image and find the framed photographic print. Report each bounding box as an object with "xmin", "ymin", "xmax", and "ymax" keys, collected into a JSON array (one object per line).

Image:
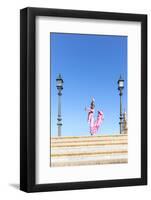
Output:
[{"xmin": 20, "ymin": 7, "xmax": 147, "ymax": 192}]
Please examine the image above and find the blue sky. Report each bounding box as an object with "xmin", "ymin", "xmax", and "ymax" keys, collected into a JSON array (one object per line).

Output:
[{"xmin": 50, "ymin": 33, "xmax": 127, "ymax": 136}]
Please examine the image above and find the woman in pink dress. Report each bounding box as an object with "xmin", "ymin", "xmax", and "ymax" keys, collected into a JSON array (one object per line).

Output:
[{"xmin": 85, "ymin": 98, "xmax": 104, "ymax": 135}]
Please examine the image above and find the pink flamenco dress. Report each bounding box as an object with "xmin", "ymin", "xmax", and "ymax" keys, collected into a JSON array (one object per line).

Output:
[{"xmin": 87, "ymin": 109, "xmax": 104, "ymax": 135}]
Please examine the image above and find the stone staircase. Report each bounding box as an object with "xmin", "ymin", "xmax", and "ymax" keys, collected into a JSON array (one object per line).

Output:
[{"xmin": 50, "ymin": 134, "xmax": 128, "ymax": 167}]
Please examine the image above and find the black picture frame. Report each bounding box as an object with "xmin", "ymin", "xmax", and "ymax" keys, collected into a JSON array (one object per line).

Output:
[{"xmin": 20, "ymin": 7, "xmax": 147, "ymax": 193}]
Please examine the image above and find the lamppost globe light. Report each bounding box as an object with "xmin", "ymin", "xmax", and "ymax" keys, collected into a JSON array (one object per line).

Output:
[
  {"xmin": 56, "ymin": 74, "xmax": 64, "ymax": 90},
  {"xmin": 118, "ymin": 75, "xmax": 124, "ymax": 90}
]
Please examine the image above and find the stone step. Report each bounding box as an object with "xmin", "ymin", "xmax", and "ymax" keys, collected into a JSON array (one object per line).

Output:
[
  {"xmin": 51, "ymin": 134, "xmax": 127, "ymax": 141},
  {"xmin": 51, "ymin": 153, "xmax": 128, "ymax": 161},
  {"xmin": 51, "ymin": 140, "xmax": 127, "ymax": 147},
  {"xmin": 51, "ymin": 154, "xmax": 128, "ymax": 167},
  {"xmin": 51, "ymin": 159, "xmax": 128, "ymax": 167},
  {"xmin": 51, "ymin": 137, "xmax": 127, "ymax": 144},
  {"xmin": 51, "ymin": 144, "xmax": 128, "ymax": 155},
  {"xmin": 52, "ymin": 150, "xmax": 128, "ymax": 157}
]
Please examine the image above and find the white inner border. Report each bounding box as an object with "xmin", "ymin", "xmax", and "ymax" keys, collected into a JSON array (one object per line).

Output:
[{"xmin": 36, "ymin": 16, "xmax": 141, "ymax": 184}]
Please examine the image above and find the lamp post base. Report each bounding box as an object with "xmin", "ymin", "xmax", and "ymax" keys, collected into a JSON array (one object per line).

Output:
[{"xmin": 57, "ymin": 121, "xmax": 62, "ymax": 137}]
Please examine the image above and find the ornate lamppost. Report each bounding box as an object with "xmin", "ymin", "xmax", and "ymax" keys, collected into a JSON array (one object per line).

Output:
[
  {"xmin": 117, "ymin": 75, "xmax": 124, "ymax": 134},
  {"xmin": 56, "ymin": 74, "xmax": 64, "ymax": 137}
]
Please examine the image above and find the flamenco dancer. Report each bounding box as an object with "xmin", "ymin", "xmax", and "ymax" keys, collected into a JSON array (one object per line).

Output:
[{"xmin": 85, "ymin": 98, "xmax": 104, "ymax": 135}]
